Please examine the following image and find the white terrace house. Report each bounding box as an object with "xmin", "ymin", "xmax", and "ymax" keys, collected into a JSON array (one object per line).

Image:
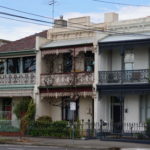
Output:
[
  {"xmin": 0, "ymin": 31, "xmax": 47, "ymax": 123},
  {"xmin": 95, "ymin": 14, "xmax": 150, "ymax": 133}
]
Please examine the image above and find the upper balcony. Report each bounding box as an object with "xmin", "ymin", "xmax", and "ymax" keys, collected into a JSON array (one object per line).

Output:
[
  {"xmin": 99, "ymin": 69, "xmax": 149, "ymax": 85},
  {"xmin": 0, "ymin": 73, "xmax": 35, "ymax": 85},
  {"xmin": 41, "ymin": 72, "xmax": 94, "ymax": 87}
]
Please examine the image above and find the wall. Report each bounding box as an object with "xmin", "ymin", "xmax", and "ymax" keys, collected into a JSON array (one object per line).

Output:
[
  {"xmin": 112, "ymin": 49, "xmax": 122, "ymax": 70},
  {"xmin": 124, "ymin": 95, "xmax": 140, "ymax": 123},
  {"xmin": 134, "ymin": 45, "xmax": 149, "ymax": 69},
  {"xmin": 79, "ymin": 97, "xmax": 93, "ymax": 122}
]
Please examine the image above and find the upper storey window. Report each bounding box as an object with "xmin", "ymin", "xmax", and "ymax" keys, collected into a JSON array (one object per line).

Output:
[
  {"xmin": 85, "ymin": 51, "xmax": 94, "ymax": 72},
  {"xmin": 63, "ymin": 53, "xmax": 72, "ymax": 73},
  {"xmin": 0, "ymin": 60, "xmax": 4, "ymax": 74},
  {"xmin": 23, "ymin": 56, "xmax": 36, "ymax": 73},
  {"xmin": 124, "ymin": 49, "xmax": 134, "ymax": 70},
  {"xmin": 7, "ymin": 58, "xmax": 20, "ymax": 74}
]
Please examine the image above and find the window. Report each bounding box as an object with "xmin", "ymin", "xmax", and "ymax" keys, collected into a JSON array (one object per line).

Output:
[
  {"xmin": 0, "ymin": 60, "xmax": 4, "ymax": 74},
  {"xmin": 62, "ymin": 97, "xmax": 79, "ymax": 121},
  {"xmin": 140, "ymin": 95, "xmax": 150, "ymax": 122},
  {"xmin": 85, "ymin": 52, "xmax": 94, "ymax": 72},
  {"xmin": 124, "ymin": 49, "xmax": 134, "ymax": 70},
  {"xmin": 63, "ymin": 53, "xmax": 72, "ymax": 73},
  {"xmin": 23, "ymin": 56, "xmax": 36, "ymax": 73},
  {"xmin": 7, "ymin": 58, "xmax": 20, "ymax": 74}
]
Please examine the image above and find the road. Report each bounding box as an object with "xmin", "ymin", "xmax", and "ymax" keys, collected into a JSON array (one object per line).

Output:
[{"xmin": 0, "ymin": 144, "xmax": 97, "ymax": 150}]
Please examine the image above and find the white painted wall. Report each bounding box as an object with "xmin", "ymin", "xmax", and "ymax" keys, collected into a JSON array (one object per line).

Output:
[
  {"xmin": 94, "ymin": 96, "xmax": 110, "ymax": 123},
  {"xmin": 124, "ymin": 95, "xmax": 140, "ymax": 123},
  {"xmin": 134, "ymin": 46, "xmax": 149, "ymax": 69},
  {"xmin": 112, "ymin": 49, "xmax": 122, "ymax": 70}
]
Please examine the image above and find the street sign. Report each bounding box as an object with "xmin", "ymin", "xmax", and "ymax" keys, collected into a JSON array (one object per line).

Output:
[{"xmin": 70, "ymin": 102, "xmax": 76, "ymax": 111}]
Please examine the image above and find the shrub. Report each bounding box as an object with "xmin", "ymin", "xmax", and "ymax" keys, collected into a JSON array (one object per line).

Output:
[
  {"xmin": 36, "ymin": 116, "xmax": 52, "ymax": 122},
  {"xmin": 27, "ymin": 120, "xmax": 70, "ymax": 138}
]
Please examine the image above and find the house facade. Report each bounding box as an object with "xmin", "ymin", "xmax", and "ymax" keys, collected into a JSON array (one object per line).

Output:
[
  {"xmin": 36, "ymin": 16, "xmax": 98, "ymax": 123},
  {"xmin": 0, "ymin": 31, "xmax": 47, "ymax": 126},
  {"xmin": 96, "ymin": 13, "xmax": 150, "ymax": 133}
]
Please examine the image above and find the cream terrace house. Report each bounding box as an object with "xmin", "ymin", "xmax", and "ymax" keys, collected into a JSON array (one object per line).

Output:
[{"xmin": 36, "ymin": 16, "xmax": 97, "ymax": 123}]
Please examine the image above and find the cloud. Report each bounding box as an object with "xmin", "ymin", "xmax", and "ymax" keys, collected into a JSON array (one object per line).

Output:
[
  {"xmin": 64, "ymin": 6, "xmax": 150, "ymax": 23},
  {"xmin": 1, "ymin": 6, "xmax": 150, "ymax": 41},
  {"xmin": 0, "ymin": 24, "xmax": 48, "ymax": 41}
]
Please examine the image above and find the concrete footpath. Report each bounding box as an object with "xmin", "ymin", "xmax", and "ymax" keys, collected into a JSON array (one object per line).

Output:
[{"xmin": 0, "ymin": 136, "xmax": 150, "ymax": 149}]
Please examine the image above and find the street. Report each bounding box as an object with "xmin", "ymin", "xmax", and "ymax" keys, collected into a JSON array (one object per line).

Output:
[{"xmin": 0, "ymin": 144, "xmax": 97, "ymax": 150}]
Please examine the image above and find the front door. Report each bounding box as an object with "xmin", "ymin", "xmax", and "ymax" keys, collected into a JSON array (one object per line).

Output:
[{"xmin": 111, "ymin": 96, "xmax": 124, "ymax": 133}]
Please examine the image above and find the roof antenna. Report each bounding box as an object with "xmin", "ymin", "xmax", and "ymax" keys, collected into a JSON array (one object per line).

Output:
[{"xmin": 49, "ymin": 0, "xmax": 57, "ymax": 24}]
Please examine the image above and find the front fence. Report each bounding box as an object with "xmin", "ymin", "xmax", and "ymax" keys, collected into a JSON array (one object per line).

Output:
[
  {"xmin": 26, "ymin": 120, "xmax": 150, "ymax": 140},
  {"xmin": 0, "ymin": 120, "xmax": 20, "ymax": 133},
  {"xmin": 0, "ymin": 119, "xmax": 149, "ymax": 140}
]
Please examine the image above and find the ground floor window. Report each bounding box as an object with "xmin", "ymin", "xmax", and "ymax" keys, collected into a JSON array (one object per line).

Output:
[
  {"xmin": 62, "ymin": 97, "xmax": 79, "ymax": 121},
  {"xmin": 140, "ymin": 95, "xmax": 150, "ymax": 122}
]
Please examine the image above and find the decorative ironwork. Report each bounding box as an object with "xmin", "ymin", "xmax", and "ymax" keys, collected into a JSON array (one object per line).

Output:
[
  {"xmin": 0, "ymin": 73, "xmax": 35, "ymax": 85},
  {"xmin": 99, "ymin": 69, "xmax": 150, "ymax": 84},
  {"xmin": 41, "ymin": 72, "xmax": 94, "ymax": 86}
]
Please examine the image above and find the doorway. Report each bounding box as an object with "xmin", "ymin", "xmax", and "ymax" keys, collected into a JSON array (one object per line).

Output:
[{"xmin": 111, "ymin": 96, "xmax": 124, "ymax": 133}]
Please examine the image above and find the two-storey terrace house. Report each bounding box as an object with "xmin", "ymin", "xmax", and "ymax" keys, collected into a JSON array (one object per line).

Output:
[
  {"xmin": 36, "ymin": 16, "xmax": 102, "ymax": 123},
  {"xmin": 96, "ymin": 13, "xmax": 150, "ymax": 133},
  {"xmin": 0, "ymin": 30, "xmax": 47, "ymax": 123}
]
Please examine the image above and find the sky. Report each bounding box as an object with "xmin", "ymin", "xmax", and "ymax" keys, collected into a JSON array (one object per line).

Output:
[{"xmin": 0, "ymin": 0, "xmax": 150, "ymax": 41}]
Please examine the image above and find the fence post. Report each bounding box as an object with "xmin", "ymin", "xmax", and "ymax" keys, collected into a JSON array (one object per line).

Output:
[
  {"xmin": 87, "ymin": 119, "xmax": 91, "ymax": 139},
  {"xmin": 100, "ymin": 119, "xmax": 103, "ymax": 140},
  {"xmin": 81, "ymin": 119, "xmax": 84, "ymax": 137}
]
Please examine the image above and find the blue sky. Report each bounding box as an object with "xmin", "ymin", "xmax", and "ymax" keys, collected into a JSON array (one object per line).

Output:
[{"xmin": 0, "ymin": 0, "xmax": 150, "ymax": 40}]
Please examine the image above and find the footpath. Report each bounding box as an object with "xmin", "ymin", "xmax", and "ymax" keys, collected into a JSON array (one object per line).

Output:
[{"xmin": 0, "ymin": 136, "xmax": 150, "ymax": 149}]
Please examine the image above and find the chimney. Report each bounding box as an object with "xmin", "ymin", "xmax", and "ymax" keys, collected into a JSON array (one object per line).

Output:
[
  {"xmin": 54, "ymin": 16, "xmax": 67, "ymax": 28},
  {"xmin": 104, "ymin": 12, "xmax": 118, "ymax": 23}
]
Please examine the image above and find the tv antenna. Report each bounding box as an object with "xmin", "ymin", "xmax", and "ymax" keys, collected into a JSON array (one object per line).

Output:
[{"xmin": 49, "ymin": 0, "xmax": 57, "ymax": 23}]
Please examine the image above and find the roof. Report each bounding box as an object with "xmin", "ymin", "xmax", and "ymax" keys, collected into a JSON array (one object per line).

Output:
[
  {"xmin": 99, "ymin": 33, "xmax": 150, "ymax": 48},
  {"xmin": 100, "ymin": 33, "xmax": 150, "ymax": 43},
  {"xmin": 41, "ymin": 37, "xmax": 94, "ymax": 49},
  {"xmin": 0, "ymin": 30, "xmax": 47, "ymax": 53}
]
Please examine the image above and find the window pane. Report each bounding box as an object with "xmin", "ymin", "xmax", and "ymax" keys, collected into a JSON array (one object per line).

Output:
[
  {"xmin": 85, "ymin": 52, "xmax": 94, "ymax": 72},
  {"xmin": 23, "ymin": 56, "xmax": 36, "ymax": 73},
  {"xmin": 63, "ymin": 53, "xmax": 72, "ymax": 73},
  {"xmin": 0, "ymin": 61, "xmax": 4, "ymax": 74},
  {"xmin": 125, "ymin": 63, "xmax": 133, "ymax": 70},
  {"xmin": 124, "ymin": 50, "xmax": 134, "ymax": 62},
  {"xmin": 7, "ymin": 58, "xmax": 20, "ymax": 74}
]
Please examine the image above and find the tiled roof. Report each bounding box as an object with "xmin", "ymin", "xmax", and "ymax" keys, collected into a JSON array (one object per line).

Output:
[{"xmin": 0, "ymin": 30, "xmax": 47, "ymax": 53}]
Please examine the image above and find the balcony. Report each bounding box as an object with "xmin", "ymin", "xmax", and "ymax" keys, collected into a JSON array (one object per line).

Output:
[
  {"xmin": 99, "ymin": 69, "xmax": 150, "ymax": 84},
  {"xmin": 41, "ymin": 72, "xmax": 94, "ymax": 87},
  {"xmin": 0, "ymin": 73, "xmax": 36, "ymax": 85}
]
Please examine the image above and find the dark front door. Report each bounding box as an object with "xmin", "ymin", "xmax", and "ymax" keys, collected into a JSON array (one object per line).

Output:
[{"xmin": 111, "ymin": 96, "xmax": 123, "ymax": 133}]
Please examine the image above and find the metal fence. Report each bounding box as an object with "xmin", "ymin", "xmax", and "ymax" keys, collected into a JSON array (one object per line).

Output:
[{"xmin": 0, "ymin": 120, "xmax": 20, "ymax": 132}]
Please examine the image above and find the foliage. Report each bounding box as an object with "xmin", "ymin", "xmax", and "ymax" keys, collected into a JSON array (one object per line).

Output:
[
  {"xmin": 20, "ymin": 99, "xmax": 36, "ymax": 135},
  {"xmin": 36, "ymin": 116, "xmax": 52, "ymax": 123},
  {"xmin": 27, "ymin": 120, "xmax": 70, "ymax": 138},
  {"xmin": 13, "ymin": 98, "xmax": 31, "ymax": 119},
  {"xmin": 146, "ymin": 119, "xmax": 150, "ymax": 137}
]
